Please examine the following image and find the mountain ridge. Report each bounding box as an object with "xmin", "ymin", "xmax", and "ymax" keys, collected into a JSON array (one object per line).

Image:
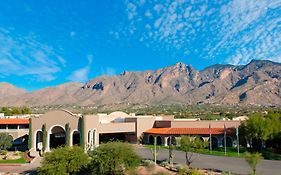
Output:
[{"xmin": 0, "ymin": 60, "xmax": 280, "ymax": 107}]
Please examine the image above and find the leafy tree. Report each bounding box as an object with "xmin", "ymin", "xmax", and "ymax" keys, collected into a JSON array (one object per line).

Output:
[
  {"xmin": 89, "ymin": 142, "xmax": 141, "ymax": 175},
  {"xmin": 240, "ymin": 113, "xmax": 281, "ymax": 151},
  {"xmin": 38, "ymin": 146, "xmax": 89, "ymax": 175},
  {"xmin": 179, "ymin": 136, "xmax": 206, "ymax": 166},
  {"xmin": 21, "ymin": 106, "xmax": 31, "ymax": 114},
  {"xmin": 245, "ymin": 152, "xmax": 263, "ymax": 175},
  {"xmin": 0, "ymin": 133, "xmax": 13, "ymax": 150}
]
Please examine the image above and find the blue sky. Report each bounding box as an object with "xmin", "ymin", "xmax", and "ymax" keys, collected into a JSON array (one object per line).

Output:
[{"xmin": 0, "ymin": 0, "xmax": 280, "ymax": 91}]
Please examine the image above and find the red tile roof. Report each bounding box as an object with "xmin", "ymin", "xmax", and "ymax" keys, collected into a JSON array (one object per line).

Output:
[
  {"xmin": 144, "ymin": 127, "xmax": 234, "ymax": 135},
  {"xmin": 0, "ymin": 119, "xmax": 29, "ymax": 125}
]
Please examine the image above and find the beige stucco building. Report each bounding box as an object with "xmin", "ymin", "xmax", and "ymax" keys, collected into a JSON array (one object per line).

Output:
[{"xmin": 0, "ymin": 110, "xmax": 241, "ymax": 154}]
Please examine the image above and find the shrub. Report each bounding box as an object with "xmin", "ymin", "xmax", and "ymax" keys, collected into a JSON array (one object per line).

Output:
[
  {"xmin": 89, "ymin": 142, "xmax": 141, "ymax": 175},
  {"xmin": 37, "ymin": 146, "xmax": 89, "ymax": 175},
  {"xmin": 245, "ymin": 152, "xmax": 263, "ymax": 175},
  {"xmin": 188, "ymin": 169, "xmax": 203, "ymax": 175},
  {"xmin": 0, "ymin": 133, "xmax": 13, "ymax": 150}
]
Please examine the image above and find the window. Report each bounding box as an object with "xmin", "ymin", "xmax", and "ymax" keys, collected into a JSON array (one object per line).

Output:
[
  {"xmin": 0, "ymin": 124, "xmax": 6, "ymax": 129},
  {"xmin": 19, "ymin": 124, "xmax": 29, "ymax": 129},
  {"xmin": 8, "ymin": 124, "xmax": 17, "ymax": 129}
]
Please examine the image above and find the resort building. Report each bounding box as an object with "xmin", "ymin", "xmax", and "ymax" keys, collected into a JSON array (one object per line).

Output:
[{"xmin": 0, "ymin": 110, "xmax": 241, "ymax": 154}]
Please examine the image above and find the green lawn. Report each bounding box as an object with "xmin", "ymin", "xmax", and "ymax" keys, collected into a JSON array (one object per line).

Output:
[
  {"xmin": 143, "ymin": 145, "xmax": 281, "ymax": 160},
  {"xmin": 0, "ymin": 152, "xmax": 28, "ymax": 164}
]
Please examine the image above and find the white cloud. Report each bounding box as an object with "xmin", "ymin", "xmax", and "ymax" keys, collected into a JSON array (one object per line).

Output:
[
  {"xmin": 68, "ymin": 54, "xmax": 93, "ymax": 82},
  {"xmin": 0, "ymin": 28, "xmax": 65, "ymax": 81},
  {"xmin": 122, "ymin": 0, "xmax": 281, "ymax": 64}
]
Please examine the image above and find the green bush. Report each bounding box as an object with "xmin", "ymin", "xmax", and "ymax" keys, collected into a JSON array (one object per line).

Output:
[
  {"xmin": 89, "ymin": 142, "xmax": 141, "ymax": 175},
  {"xmin": 37, "ymin": 146, "xmax": 89, "ymax": 175},
  {"xmin": 0, "ymin": 133, "xmax": 13, "ymax": 150},
  {"xmin": 188, "ymin": 169, "xmax": 203, "ymax": 175}
]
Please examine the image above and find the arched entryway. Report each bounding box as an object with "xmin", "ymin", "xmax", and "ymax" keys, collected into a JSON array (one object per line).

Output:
[
  {"xmin": 72, "ymin": 131, "xmax": 80, "ymax": 146},
  {"xmin": 209, "ymin": 137, "xmax": 219, "ymax": 149},
  {"xmin": 49, "ymin": 125, "xmax": 66, "ymax": 149},
  {"xmin": 223, "ymin": 136, "xmax": 233, "ymax": 147},
  {"xmin": 156, "ymin": 136, "xmax": 162, "ymax": 145},
  {"xmin": 35, "ymin": 130, "xmax": 43, "ymax": 150},
  {"xmin": 167, "ymin": 136, "xmax": 177, "ymax": 145},
  {"xmin": 149, "ymin": 135, "xmax": 154, "ymax": 145}
]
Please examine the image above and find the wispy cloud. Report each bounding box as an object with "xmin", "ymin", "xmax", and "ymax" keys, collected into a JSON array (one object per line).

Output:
[
  {"xmin": 68, "ymin": 54, "xmax": 93, "ymax": 82},
  {"xmin": 122, "ymin": 0, "xmax": 281, "ymax": 65},
  {"xmin": 0, "ymin": 28, "xmax": 65, "ymax": 81}
]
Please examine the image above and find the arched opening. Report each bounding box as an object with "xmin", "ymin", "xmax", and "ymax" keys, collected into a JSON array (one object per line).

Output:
[
  {"xmin": 209, "ymin": 137, "xmax": 218, "ymax": 149},
  {"xmin": 72, "ymin": 131, "xmax": 80, "ymax": 146},
  {"xmin": 223, "ymin": 136, "xmax": 233, "ymax": 147},
  {"xmin": 149, "ymin": 135, "xmax": 154, "ymax": 145},
  {"xmin": 156, "ymin": 136, "xmax": 162, "ymax": 145},
  {"xmin": 50, "ymin": 126, "xmax": 66, "ymax": 149},
  {"xmin": 36, "ymin": 131, "xmax": 43, "ymax": 151},
  {"xmin": 167, "ymin": 136, "xmax": 177, "ymax": 145},
  {"xmin": 199, "ymin": 137, "xmax": 204, "ymax": 142}
]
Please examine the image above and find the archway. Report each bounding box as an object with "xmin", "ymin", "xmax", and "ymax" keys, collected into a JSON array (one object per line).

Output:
[
  {"xmin": 149, "ymin": 135, "xmax": 154, "ymax": 145},
  {"xmin": 156, "ymin": 136, "xmax": 162, "ymax": 145},
  {"xmin": 167, "ymin": 136, "xmax": 177, "ymax": 145},
  {"xmin": 49, "ymin": 126, "xmax": 66, "ymax": 149},
  {"xmin": 35, "ymin": 131, "xmax": 43, "ymax": 150},
  {"xmin": 209, "ymin": 137, "xmax": 218, "ymax": 149},
  {"xmin": 223, "ymin": 136, "xmax": 233, "ymax": 147},
  {"xmin": 72, "ymin": 131, "xmax": 80, "ymax": 146}
]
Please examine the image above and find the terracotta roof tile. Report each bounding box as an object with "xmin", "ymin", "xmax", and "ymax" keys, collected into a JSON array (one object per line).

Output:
[
  {"xmin": 144, "ymin": 127, "xmax": 234, "ymax": 135},
  {"xmin": 0, "ymin": 119, "xmax": 29, "ymax": 125}
]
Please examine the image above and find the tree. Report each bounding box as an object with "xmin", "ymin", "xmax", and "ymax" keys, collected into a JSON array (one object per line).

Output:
[
  {"xmin": 0, "ymin": 133, "xmax": 13, "ymax": 150},
  {"xmin": 179, "ymin": 136, "xmax": 206, "ymax": 166},
  {"xmin": 240, "ymin": 113, "xmax": 281, "ymax": 151},
  {"xmin": 89, "ymin": 142, "xmax": 141, "ymax": 175},
  {"xmin": 21, "ymin": 106, "xmax": 31, "ymax": 114},
  {"xmin": 38, "ymin": 146, "xmax": 89, "ymax": 175},
  {"xmin": 245, "ymin": 152, "xmax": 263, "ymax": 175}
]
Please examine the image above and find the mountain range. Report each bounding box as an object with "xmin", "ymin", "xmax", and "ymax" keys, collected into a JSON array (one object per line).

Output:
[{"xmin": 0, "ymin": 59, "xmax": 280, "ymax": 107}]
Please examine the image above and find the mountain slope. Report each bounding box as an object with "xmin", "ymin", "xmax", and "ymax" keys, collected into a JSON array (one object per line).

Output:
[
  {"xmin": 0, "ymin": 82, "xmax": 26, "ymax": 99},
  {"xmin": 0, "ymin": 60, "xmax": 280, "ymax": 107}
]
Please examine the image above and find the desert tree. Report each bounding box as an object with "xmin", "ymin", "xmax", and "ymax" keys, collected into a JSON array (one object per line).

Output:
[
  {"xmin": 38, "ymin": 146, "xmax": 89, "ymax": 175},
  {"xmin": 245, "ymin": 152, "xmax": 263, "ymax": 175},
  {"xmin": 89, "ymin": 142, "xmax": 140, "ymax": 175},
  {"xmin": 179, "ymin": 136, "xmax": 206, "ymax": 166}
]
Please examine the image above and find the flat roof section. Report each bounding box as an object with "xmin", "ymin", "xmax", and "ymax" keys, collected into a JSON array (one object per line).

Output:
[
  {"xmin": 0, "ymin": 119, "xmax": 29, "ymax": 125},
  {"xmin": 144, "ymin": 127, "xmax": 235, "ymax": 135}
]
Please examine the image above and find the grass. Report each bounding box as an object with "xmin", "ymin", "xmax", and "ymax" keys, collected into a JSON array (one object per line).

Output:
[
  {"xmin": 0, "ymin": 152, "xmax": 28, "ymax": 164},
  {"xmin": 143, "ymin": 145, "xmax": 281, "ymax": 160}
]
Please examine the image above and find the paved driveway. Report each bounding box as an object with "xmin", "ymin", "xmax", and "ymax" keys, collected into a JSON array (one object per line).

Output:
[{"xmin": 136, "ymin": 146, "xmax": 281, "ymax": 175}]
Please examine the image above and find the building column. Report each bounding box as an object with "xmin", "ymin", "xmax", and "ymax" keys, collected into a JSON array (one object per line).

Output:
[
  {"xmin": 164, "ymin": 136, "xmax": 168, "ymax": 146},
  {"xmin": 46, "ymin": 131, "xmax": 50, "ymax": 152}
]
